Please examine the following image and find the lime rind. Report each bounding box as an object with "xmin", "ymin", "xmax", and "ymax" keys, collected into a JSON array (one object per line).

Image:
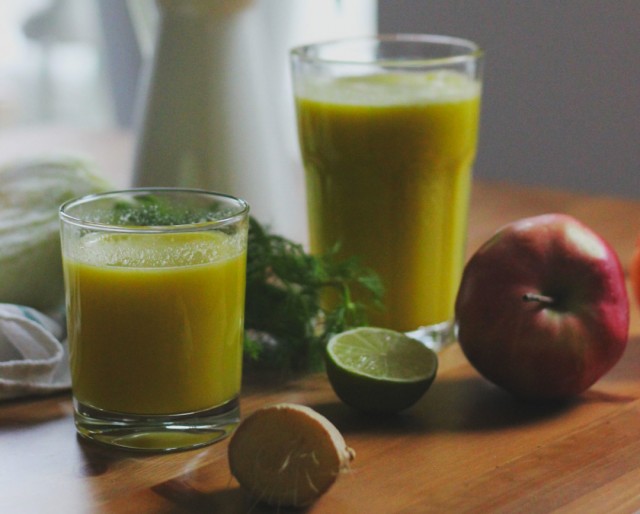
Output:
[{"xmin": 325, "ymin": 327, "xmax": 439, "ymax": 414}]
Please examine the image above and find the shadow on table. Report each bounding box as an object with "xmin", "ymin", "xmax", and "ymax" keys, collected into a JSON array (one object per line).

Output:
[
  {"xmin": 310, "ymin": 373, "xmax": 636, "ymax": 436},
  {"xmin": 0, "ymin": 391, "xmax": 71, "ymax": 430},
  {"xmin": 152, "ymin": 480, "xmax": 313, "ymax": 514}
]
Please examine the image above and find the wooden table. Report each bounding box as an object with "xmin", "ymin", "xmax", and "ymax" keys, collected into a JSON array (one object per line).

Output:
[{"xmin": 1, "ymin": 128, "xmax": 640, "ymax": 512}]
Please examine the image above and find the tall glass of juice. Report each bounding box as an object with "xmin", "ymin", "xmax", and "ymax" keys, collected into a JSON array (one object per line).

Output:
[
  {"xmin": 290, "ymin": 35, "xmax": 483, "ymax": 350},
  {"xmin": 60, "ymin": 188, "xmax": 249, "ymax": 452}
]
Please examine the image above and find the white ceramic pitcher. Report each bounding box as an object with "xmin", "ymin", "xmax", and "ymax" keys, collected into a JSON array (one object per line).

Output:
[{"xmin": 132, "ymin": 0, "xmax": 376, "ymax": 242}]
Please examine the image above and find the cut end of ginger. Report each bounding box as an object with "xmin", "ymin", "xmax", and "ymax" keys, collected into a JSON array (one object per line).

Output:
[{"xmin": 228, "ymin": 403, "xmax": 355, "ymax": 508}]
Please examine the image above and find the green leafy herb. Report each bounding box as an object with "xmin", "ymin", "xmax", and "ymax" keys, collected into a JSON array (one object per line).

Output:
[
  {"xmin": 111, "ymin": 194, "xmax": 226, "ymax": 226},
  {"xmin": 244, "ymin": 217, "xmax": 384, "ymax": 375}
]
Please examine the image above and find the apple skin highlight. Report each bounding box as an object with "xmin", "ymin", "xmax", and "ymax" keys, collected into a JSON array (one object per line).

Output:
[{"xmin": 455, "ymin": 213, "xmax": 630, "ymax": 400}]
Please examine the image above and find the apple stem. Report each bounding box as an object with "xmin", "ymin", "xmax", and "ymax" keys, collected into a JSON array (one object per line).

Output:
[{"xmin": 522, "ymin": 292, "xmax": 555, "ymax": 306}]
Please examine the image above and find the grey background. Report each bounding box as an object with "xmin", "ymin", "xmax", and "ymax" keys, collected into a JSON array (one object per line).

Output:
[{"xmin": 378, "ymin": 0, "xmax": 640, "ymax": 199}]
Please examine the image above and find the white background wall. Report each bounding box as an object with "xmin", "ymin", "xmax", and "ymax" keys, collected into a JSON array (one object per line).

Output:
[{"xmin": 379, "ymin": 0, "xmax": 640, "ymax": 199}]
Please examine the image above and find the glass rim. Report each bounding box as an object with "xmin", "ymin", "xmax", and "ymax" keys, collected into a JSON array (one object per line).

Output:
[
  {"xmin": 59, "ymin": 187, "xmax": 250, "ymax": 234},
  {"xmin": 290, "ymin": 34, "xmax": 483, "ymax": 68}
]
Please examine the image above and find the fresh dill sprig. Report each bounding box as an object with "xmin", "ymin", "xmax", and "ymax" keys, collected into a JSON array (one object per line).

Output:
[{"xmin": 244, "ymin": 217, "xmax": 384, "ymax": 374}]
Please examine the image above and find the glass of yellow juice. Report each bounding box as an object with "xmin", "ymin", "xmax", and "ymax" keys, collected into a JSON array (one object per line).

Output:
[
  {"xmin": 59, "ymin": 188, "xmax": 249, "ymax": 452},
  {"xmin": 290, "ymin": 35, "xmax": 483, "ymax": 350}
]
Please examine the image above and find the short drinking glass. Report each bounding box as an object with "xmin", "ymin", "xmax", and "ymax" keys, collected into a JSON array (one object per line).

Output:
[{"xmin": 60, "ymin": 188, "xmax": 249, "ymax": 452}]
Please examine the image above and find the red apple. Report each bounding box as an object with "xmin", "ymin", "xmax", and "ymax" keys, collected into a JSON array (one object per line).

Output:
[{"xmin": 455, "ymin": 213, "xmax": 629, "ymax": 400}]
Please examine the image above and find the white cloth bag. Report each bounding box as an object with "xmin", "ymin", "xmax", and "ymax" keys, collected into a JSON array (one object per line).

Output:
[{"xmin": 0, "ymin": 304, "xmax": 70, "ymax": 400}]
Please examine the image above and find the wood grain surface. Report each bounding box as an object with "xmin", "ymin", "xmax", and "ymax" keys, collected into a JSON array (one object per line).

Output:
[{"xmin": 1, "ymin": 130, "xmax": 639, "ymax": 513}]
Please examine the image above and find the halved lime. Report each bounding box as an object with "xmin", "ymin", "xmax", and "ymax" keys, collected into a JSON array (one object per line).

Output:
[{"xmin": 325, "ymin": 327, "xmax": 438, "ymax": 414}]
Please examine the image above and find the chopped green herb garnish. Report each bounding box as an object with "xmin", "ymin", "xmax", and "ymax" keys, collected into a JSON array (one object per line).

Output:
[{"xmin": 111, "ymin": 194, "xmax": 221, "ymax": 226}]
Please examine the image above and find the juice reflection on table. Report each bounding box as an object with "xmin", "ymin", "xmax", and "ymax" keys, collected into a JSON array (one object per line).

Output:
[
  {"xmin": 296, "ymin": 71, "xmax": 481, "ymax": 332},
  {"xmin": 64, "ymin": 231, "xmax": 246, "ymax": 415}
]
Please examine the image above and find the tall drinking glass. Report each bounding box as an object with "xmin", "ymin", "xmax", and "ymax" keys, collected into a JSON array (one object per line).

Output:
[
  {"xmin": 60, "ymin": 188, "xmax": 249, "ymax": 452},
  {"xmin": 290, "ymin": 35, "xmax": 482, "ymax": 350}
]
